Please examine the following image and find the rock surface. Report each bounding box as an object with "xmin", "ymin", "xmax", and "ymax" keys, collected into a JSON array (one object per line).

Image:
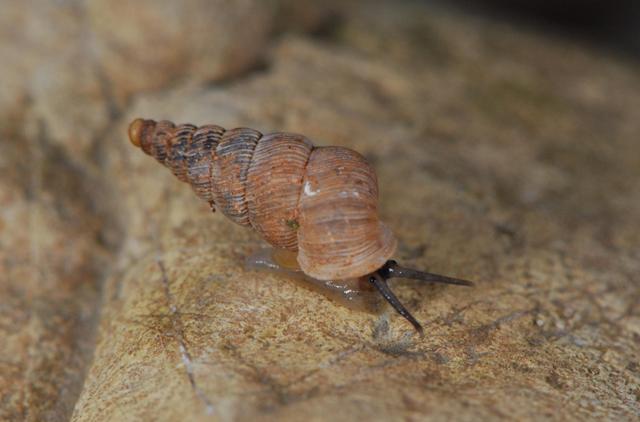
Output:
[{"xmin": 1, "ymin": 1, "xmax": 639, "ymax": 421}]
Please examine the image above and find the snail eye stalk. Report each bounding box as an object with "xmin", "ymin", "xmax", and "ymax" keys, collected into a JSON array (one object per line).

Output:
[{"xmin": 370, "ymin": 260, "xmax": 474, "ymax": 332}]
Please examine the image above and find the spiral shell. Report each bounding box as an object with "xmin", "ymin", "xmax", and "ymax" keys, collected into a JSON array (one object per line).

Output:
[{"xmin": 128, "ymin": 118, "xmax": 397, "ymax": 280}]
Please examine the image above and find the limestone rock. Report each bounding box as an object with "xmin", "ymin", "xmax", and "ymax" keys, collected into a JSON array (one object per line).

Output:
[{"xmin": 1, "ymin": 1, "xmax": 639, "ymax": 421}]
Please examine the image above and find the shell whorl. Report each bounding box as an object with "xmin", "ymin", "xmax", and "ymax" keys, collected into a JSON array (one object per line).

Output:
[{"xmin": 129, "ymin": 118, "xmax": 397, "ymax": 280}]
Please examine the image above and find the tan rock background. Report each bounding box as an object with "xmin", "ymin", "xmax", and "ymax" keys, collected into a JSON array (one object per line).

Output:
[{"xmin": 1, "ymin": 1, "xmax": 639, "ymax": 421}]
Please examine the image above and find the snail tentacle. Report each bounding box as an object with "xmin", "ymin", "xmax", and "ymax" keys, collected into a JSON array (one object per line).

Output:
[
  {"xmin": 370, "ymin": 260, "xmax": 473, "ymax": 332},
  {"xmin": 379, "ymin": 260, "xmax": 474, "ymax": 287},
  {"xmin": 369, "ymin": 273, "xmax": 424, "ymax": 334}
]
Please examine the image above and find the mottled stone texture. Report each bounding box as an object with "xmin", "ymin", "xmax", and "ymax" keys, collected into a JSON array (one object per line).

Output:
[{"xmin": 1, "ymin": 0, "xmax": 639, "ymax": 421}]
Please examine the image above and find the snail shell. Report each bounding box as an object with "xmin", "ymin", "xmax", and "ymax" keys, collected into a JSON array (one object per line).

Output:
[{"xmin": 128, "ymin": 118, "xmax": 397, "ymax": 280}]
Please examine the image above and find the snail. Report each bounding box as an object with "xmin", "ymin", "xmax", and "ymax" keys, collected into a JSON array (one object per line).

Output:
[{"xmin": 129, "ymin": 118, "xmax": 473, "ymax": 332}]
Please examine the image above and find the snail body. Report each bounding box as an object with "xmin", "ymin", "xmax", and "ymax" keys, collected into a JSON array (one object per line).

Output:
[
  {"xmin": 129, "ymin": 118, "xmax": 472, "ymax": 332},
  {"xmin": 245, "ymin": 248, "xmax": 381, "ymax": 314}
]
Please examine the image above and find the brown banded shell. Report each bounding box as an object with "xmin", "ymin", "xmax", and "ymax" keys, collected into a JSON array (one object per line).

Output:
[
  {"xmin": 149, "ymin": 120, "xmax": 176, "ymax": 164},
  {"xmin": 128, "ymin": 118, "xmax": 397, "ymax": 280},
  {"xmin": 211, "ymin": 127, "xmax": 262, "ymax": 226},
  {"xmin": 246, "ymin": 132, "xmax": 313, "ymax": 251},
  {"xmin": 167, "ymin": 124, "xmax": 197, "ymax": 183},
  {"xmin": 296, "ymin": 147, "xmax": 397, "ymax": 279},
  {"xmin": 186, "ymin": 124, "xmax": 225, "ymax": 202}
]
